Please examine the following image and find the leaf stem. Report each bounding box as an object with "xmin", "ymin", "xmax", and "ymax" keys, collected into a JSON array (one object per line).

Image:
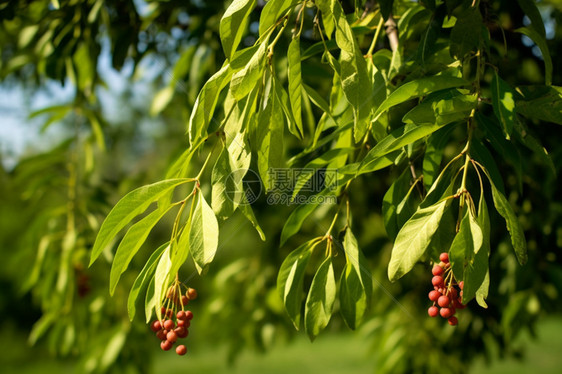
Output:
[{"xmin": 366, "ymin": 15, "xmax": 384, "ymax": 58}]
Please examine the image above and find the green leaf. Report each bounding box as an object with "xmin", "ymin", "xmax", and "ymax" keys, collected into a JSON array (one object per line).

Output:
[
  {"xmin": 109, "ymin": 206, "xmax": 172, "ymax": 295},
  {"xmin": 292, "ymin": 148, "xmax": 353, "ymax": 198},
  {"xmin": 153, "ymin": 244, "xmax": 172, "ymax": 321},
  {"xmin": 491, "ymin": 72, "xmax": 516, "ymax": 138},
  {"xmin": 471, "ymin": 139, "xmax": 505, "ymax": 194},
  {"xmin": 280, "ymin": 174, "xmax": 351, "ymax": 246},
  {"xmin": 478, "ymin": 113, "xmax": 523, "ymax": 190},
  {"xmin": 212, "ymin": 147, "xmax": 236, "ymax": 219},
  {"xmin": 330, "ymin": 0, "xmax": 372, "ymax": 142},
  {"xmin": 515, "ymin": 85, "xmax": 562, "ymax": 125},
  {"xmin": 150, "ymin": 86, "xmax": 174, "ymax": 116},
  {"xmin": 463, "ymin": 196, "xmax": 490, "ymax": 304},
  {"xmin": 259, "ymin": 0, "xmax": 295, "ymax": 37},
  {"xmin": 402, "ymin": 90, "xmax": 477, "ymax": 126},
  {"xmin": 359, "ymin": 123, "xmax": 446, "ymax": 174},
  {"xmin": 287, "ymin": 38, "xmax": 304, "ymax": 138},
  {"xmin": 257, "ymin": 88, "xmax": 285, "ymax": 191},
  {"xmin": 513, "ymin": 120, "xmax": 556, "ymax": 177},
  {"xmin": 515, "ymin": 27, "xmax": 552, "ymax": 86},
  {"xmin": 238, "ymin": 195, "xmax": 266, "ymax": 241},
  {"xmin": 388, "ymin": 199, "xmax": 449, "ymax": 281},
  {"xmin": 379, "ymin": 0, "xmax": 394, "ymax": 20},
  {"xmin": 382, "ymin": 167, "xmax": 416, "ymax": 240},
  {"xmin": 373, "ymin": 75, "xmax": 467, "ymax": 119},
  {"xmin": 90, "ymin": 179, "xmax": 191, "ymax": 266},
  {"xmin": 450, "ymin": 7, "xmax": 483, "ymax": 59},
  {"xmin": 304, "ymin": 255, "xmax": 336, "ymax": 340},
  {"xmin": 127, "ymin": 243, "xmax": 168, "ymax": 321},
  {"xmin": 188, "ymin": 63, "xmax": 233, "ymax": 146},
  {"xmin": 423, "ymin": 124, "xmax": 455, "ymax": 191},
  {"xmin": 516, "ymin": 0, "xmax": 546, "ymax": 38},
  {"xmin": 449, "ymin": 208, "xmax": 483, "ymax": 283},
  {"xmin": 272, "ymin": 74, "xmax": 300, "ymax": 139},
  {"xmin": 144, "ymin": 276, "xmax": 156, "ymax": 323},
  {"xmin": 220, "ymin": 0, "xmax": 258, "ymax": 59},
  {"xmin": 190, "ymin": 189, "xmax": 220, "ymax": 274},
  {"xmin": 339, "ymin": 229, "xmax": 372, "ymax": 330},
  {"xmin": 485, "ymin": 170, "xmax": 528, "ymax": 265},
  {"xmin": 230, "ymin": 39, "xmax": 269, "ymax": 101},
  {"xmin": 29, "ymin": 313, "xmax": 56, "ymax": 345},
  {"xmin": 416, "ymin": 4, "xmax": 446, "ymax": 65},
  {"xmin": 277, "ymin": 240, "xmax": 318, "ymax": 329}
]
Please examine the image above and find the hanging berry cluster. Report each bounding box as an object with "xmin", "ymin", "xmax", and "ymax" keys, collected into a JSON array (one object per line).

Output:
[
  {"xmin": 150, "ymin": 285, "xmax": 198, "ymax": 355},
  {"xmin": 427, "ymin": 253, "xmax": 466, "ymax": 326}
]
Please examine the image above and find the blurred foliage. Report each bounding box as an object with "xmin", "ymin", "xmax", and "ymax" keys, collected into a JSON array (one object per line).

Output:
[{"xmin": 1, "ymin": 1, "xmax": 562, "ymax": 374}]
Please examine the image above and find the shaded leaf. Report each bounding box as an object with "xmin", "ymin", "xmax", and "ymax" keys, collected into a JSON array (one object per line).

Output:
[
  {"xmin": 305, "ymin": 255, "xmax": 336, "ymax": 340},
  {"xmin": 491, "ymin": 72, "xmax": 516, "ymax": 138},
  {"xmin": 515, "ymin": 27, "xmax": 552, "ymax": 85},
  {"xmin": 339, "ymin": 229, "xmax": 372, "ymax": 329},
  {"xmin": 277, "ymin": 240, "xmax": 318, "ymax": 329}
]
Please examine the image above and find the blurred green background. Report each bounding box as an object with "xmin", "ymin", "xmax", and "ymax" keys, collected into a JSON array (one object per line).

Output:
[{"xmin": 1, "ymin": 0, "xmax": 562, "ymax": 373}]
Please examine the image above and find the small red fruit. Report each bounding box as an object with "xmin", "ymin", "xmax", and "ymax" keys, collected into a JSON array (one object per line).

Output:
[
  {"xmin": 428, "ymin": 290, "xmax": 441, "ymax": 302},
  {"xmin": 181, "ymin": 295, "xmax": 189, "ymax": 306},
  {"xmin": 163, "ymin": 319, "xmax": 175, "ymax": 330},
  {"xmin": 458, "ymin": 281, "xmax": 464, "ymax": 290},
  {"xmin": 438, "ymin": 295, "xmax": 450, "ymax": 308},
  {"xmin": 432, "ymin": 265, "xmax": 444, "ymax": 276},
  {"xmin": 156, "ymin": 329, "xmax": 167, "ymax": 340},
  {"xmin": 161, "ymin": 340, "xmax": 173, "ymax": 351},
  {"xmin": 440, "ymin": 307, "xmax": 453, "ymax": 318},
  {"xmin": 175, "ymin": 326, "xmax": 188, "ymax": 338},
  {"xmin": 428, "ymin": 306, "xmax": 439, "ymax": 317},
  {"xmin": 432, "ymin": 276, "xmax": 444, "ymax": 287},
  {"xmin": 150, "ymin": 320, "xmax": 162, "ymax": 332},
  {"xmin": 167, "ymin": 331, "xmax": 178, "ymax": 343},
  {"xmin": 439, "ymin": 253, "xmax": 449, "ymax": 262},
  {"xmin": 176, "ymin": 345, "xmax": 187, "ymax": 356},
  {"xmin": 448, "ymin": 316, "xmax": 458, "ymax": 326},
  {"xmin": 187, "ymin": 288, "xmax": 198, "ymax": 300},
  {"xmin": 177, "ymin": 319, "xmax": 190, "ymax": 328},
  {"xmin": 184, "ymin": 310, "xmax": 194, "ymax": 320},
  {"xmin": 177, "ymin": 311, "xmax": 186, "ymax": 320}
]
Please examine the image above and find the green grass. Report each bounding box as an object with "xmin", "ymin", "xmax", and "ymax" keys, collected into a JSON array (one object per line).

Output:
[{"xmin": 3, "ymin": 317, "xmax": 562, "ymax": 373}]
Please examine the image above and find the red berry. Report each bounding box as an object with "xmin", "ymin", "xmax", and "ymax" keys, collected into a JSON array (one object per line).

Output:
[
  {"xmin": 432, "ymin": 265, "xmax": 444, "ymax": 276},
  {"xmin": 161, "ymin": 306, "xmax": 167, "ymax": 314},
  {"xmin": 439, "ymin": 253, "xmax": 449, "ymax": 262},
  {"xmin": 156, "ymin": 329, "xmax": 167, "ymax": 340},
  {"xmin": 181, "ymin": 295, "xmax": 189, "ymax": 306},
  {"xmin": 177, "ymin": 311, "xmax": 186, "ymax": 320},
  {"xmin": 175, "ymin": 326, "xmax": 188, "ymax": 338},
  {"xmin": 165, "ymin": 309, "xmax": 174, "ymax": 318},
  {"xmin": 438, "ymin": 295, "xmax": 450, "ymax": 308},
  {"xmin": 440, "ymin": 307, "xmax": 453, "ymax": 318},
  {"xmin": 150, "ymin": 320, "xmax": 162, "ymax": 332},
  {"xmin": 428, "ymin": 306, "xmax": 439, "ymax": 317},
  {"xmin": 164, "ymin": 319, "xmax": 175, "ymax": 330},
  {"xmin": 458, "ymin": 281, "xmax": 464, "ymax": 290},
  {"xmin": 428, "ymin": 290, "xmax": 441, "ymax": 302},
  {"xmin": 432, "ymin": 276, "xmax": 444, "ymax": 287},
  {"xmin": 448, "ymin": 316, "xmax": 458, "ymax": 326},
  {"xmin": 450, "ymin": 306, "xmax": 456, "ymax": 315},
  {"xmin": 177, "ymin": 319, "xmax": 190, "ymax": 328},
  {"xmin": 161, "ymin": 340, "xmax": 173, "ymax": 351},
  {"xmin": 187, "ymin": 288, "xmax": 198, "ymax": 300},
  {"xmin": 176, "ymin": 345, "xmax": 187, "ymax": 355},
  {"xmin": 184, "ymin": 311, "xmax": 193, "ymax": 320},
  {"xmin": 167, "ymin": 331, "xmax": 178, "ymax": 343},
  {"xmin": 449, "ymin": 287, "xmax": 458, "ymax": 299}
]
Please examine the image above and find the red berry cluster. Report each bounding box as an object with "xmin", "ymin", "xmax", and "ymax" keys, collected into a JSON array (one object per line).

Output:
[
  {"xmin": 427, "ymin": 253, "xmax": 466, "ymax": 326},
  {"xmin": 150, "ymin": 286, "xmax": 198, "ymax": 355}
]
